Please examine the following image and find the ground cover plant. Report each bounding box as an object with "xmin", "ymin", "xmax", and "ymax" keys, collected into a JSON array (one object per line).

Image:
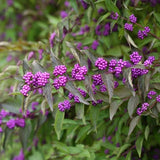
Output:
[{"xmin": 0, "ymin": 0, "xmax": 160, "ymax": 159}]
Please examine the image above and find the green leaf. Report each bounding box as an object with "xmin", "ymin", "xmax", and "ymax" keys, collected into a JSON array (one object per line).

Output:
[
  {"xmin": 101, "ymin": 73, "xmax": 114, "ymax": 103},
  {"xmin": 110, "ymin": 99, "xmax": 123, "ymax": 120},
  {"xmin": 28, "ymin": 151, "xmax": 43, "ymax": 160},
  {"xmin": 19, "ymin": 120, "xmax": 32, "ymax": 149},
  {"xmin": 3, "ymin": 127, "xmax": 13, "ymax": 149},
  {"xmin": 114, "ymin": 86, "xmax": 132, "ymax": 99},
  {"xmin": 82, "ymin": 50, "xmax": 97, "ymax": 64},
  {"xmin": 105, "ymin": 0, "xmax": 120, "ymax": 14},
  {"xmin": 105, "ymin": 46, "xmax": 122, "ymax": 57},
  {"xmin": 54, "ymin": 110, "xmax": 65, "ymax": 140},
  {"xmin": 128, "ymin": 95, "xmax": 139, "ymax": 118},
  {"xmin": 97, "ymin": 12, "xmax": 111, "ymax": 25},
  {"xmin": 128, "ymin": 116, "xmax": 140, "ymax": 136},
  {"xmin": 23, "ymin": 59, "xmax": 31, "ymax": 74},
  {"xmin": 156, "ymin": 103, "xmax": 160, "ymax": 112},
  {"xmin": 116, "ymin": 144, "xmax": 131, "ymax": 158},
  {"xmin": 136, "ymin": 136, "xmax": 144, "ymax": 158},
  {"xmin": 89, "ymin": 106, "xmax": 100, "ymax": 131},
  {"xmin": 43, "ymin": 83, "xmax": 53, "ymax": 111},
  {"xmin": 75, "ymin": 103, "xmax": 84, "ymax": 120},
  {"xmin": 144, "ymin": 125, "xmax": 149, "ymax": 141},
  {"xmin": 76, "ymin": 125, "xmax": 91, "ymax": 143},
  {"xmin": 50, "ymin": 49, "xmax": 63, "ymax": 67},
  {"xmin": 66, "ymin": 41, "xmax": 88, "ymax": 67},
  {"xmin": 154, "ymin": 12, "xmax": 160, "ymax": 25},
  {"xmin": 126, "ymin": 151, "xmax": 131, "ymax": 160},
  {"xmin": 125, "ymin": 33, "xmax": 138, "ymax": 48}
]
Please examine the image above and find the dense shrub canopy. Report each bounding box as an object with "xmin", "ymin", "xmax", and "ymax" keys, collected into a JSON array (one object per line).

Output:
[{"xmin": 0, "ymin": 0, "xmax": 160, "ymax": 159}]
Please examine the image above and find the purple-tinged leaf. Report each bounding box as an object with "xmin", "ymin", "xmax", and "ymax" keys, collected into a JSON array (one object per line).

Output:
[
  {"xmin": 84, "ymin": 76, "xmax": 97, "ymax": 102},
  {"xmin": 110, "ymin": 99, "xmax": 123, "ymax": 120},
  {"xmin": 101, "ymin": 73, "xmax": 114, "ymax": 103},
  {"xmin": 128, "ymin": 95, "xmax": 139, "ymax": 118},
  {"xmin": 128, "ymin": 116, "xmax": 140, "ymax": 136},
  {"xmin": 123, "ymin": 68, "xmax": 135, "ymax": 97}
]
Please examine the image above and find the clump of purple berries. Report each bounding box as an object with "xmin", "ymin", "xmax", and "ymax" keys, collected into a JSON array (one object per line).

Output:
[
  {"xmin": 72, "ymin": 64, "xmax": 87, "ymax": 80},
  {"xmin": 58, "ymin": 100, "xmax": 71, "ymax": 112},
  {"xmin": 124, "ymin": 23, "xmax": 133, "ymax": 31},
  {"xmin": 110, "ymin": 12, "xmax": 119, "ymax": 20},
  {"xmin": 53, "ymin": 65, "xmax": 67, "ymax": 76},
  {"xmin": 137, "ymin": 103, "xmax": 149, "ymax": 115},
  {"xmin": 156, "ymin": 95, "xmax": 160, "ymax": 103},
  {"xmin": 53, "ymin": 76, "xmax": 67, "ymax": 90},
  {"xmin": 20, "ymin": 71, "xmax": 50, "ymax": 96},
  {"xmin": 138, "ymin": 26, "xmax": 150, "ymax": 39},
  {"xmin": 129, "ymin": 14, "xmax": 137, "ymax": 23},
  {"xmin": 95, "ymin": 58, "xmax": 108, "ymax": 70},
  {"xmin": 130, "ymin": 51, "xmax": 142, "ymax": 65},
  {"xmin": 147, "ymin": 91, "xmax": 156, "ymax": 99}
]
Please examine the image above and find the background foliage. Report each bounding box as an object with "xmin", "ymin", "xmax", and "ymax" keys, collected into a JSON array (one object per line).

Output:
[{"xmin": 0, "ymin": 0, "xmax": 160, "ymax": 159}]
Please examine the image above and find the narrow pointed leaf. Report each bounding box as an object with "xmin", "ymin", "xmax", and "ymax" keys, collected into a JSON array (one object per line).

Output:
[
  {"xmin": 101, "ymin": 73, "xmax": 114, "ymax": 103},
  {"xmin": 84, "ymin": 76, "xmax": 97, "ymax": 102},
  {"xmin": 123, "ymin": 68, "xmax": 135, "ymax": 96},
  {"xmin": 54, "ymin": 110, "xmax": 65, "ymax": 140},
  {"xmin": 128, "ymin": 95, "xmax": 139, "ymax": 118},
  {"xmin": 110, "ymin": 99, "xmax": 123, "ymax": 120},
  {"xmin": 128, "ymin": 116, "xmax": 140, "ymax": 136},
  {"xmin": 136, "ymin": 136, "xmax": 144, "ymax": 158},
  {"xmin": 144, "ymin": 125, "xmax": 149, "ymax": 141}
]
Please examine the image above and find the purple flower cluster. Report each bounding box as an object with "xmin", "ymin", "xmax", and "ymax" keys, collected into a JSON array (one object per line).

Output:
[
  {"xmin": 144, "ymin": 56, "xmax": 155, "ymax": 66},
  {"xmin": 80, "ymin": 0, "xmax": 89, "ymax": 9},
  {"xmin": 156, "ymin": 95, "xmax": 160, "ymax": 103},
  {"xmin": 20, "ymin": 84, "xmax": 31, "ymax": 96},
  {"xmin": 130, "ymin": 51, "xmax": 142, "ymax": 65},
  {"xmin": 60, "ymin": 11, "xmax": 68, "ymax": 19},
  {"xmin": 138, "ymin": 26, "xmax": 150, "ymax": 39},
  {"xmin": 34, "ymin": 72, "xmax": 50, "ymax": 87},
  {"xmin": 137, "ymin": 103, "xmax": 149, "ymax": 115},
  {"xmin": 131, "ymin": 68, "xmax": 148, "ymax": 78},
  {"xmin": 95, "ymin": 58, "xmax": 108, "ymax": 70},
  {"xmin": 91, "ymin": 40, "xmax": 99, "ymax": 50},
  {"xmin": 21, "ymin": 71, "xmax": 50, "ymax": 96},
  {"xmin": 92, "ymin": 74, "xmax": 103, "ymax": 85},
  {"xmin": 53, "ymin": 65, "xmax": 67, "ymax": 76},
  {"xmin": 13, "ymin": 149, "xmax": 24, "ymax": 160},
  {"xmin": 99, "ymin": 84, "xmax": 107, "ymax": 92},
  {"xmin": 53, "ymin": 76, "xmax": 67, "ymax": 90},
  {"xmin": 23, "ymin": 72, "xmax": 34, "ymax": 85},
  {"xmin": 129, "ymin": 14, "xmax": 137, "ymax": 23},
  {"xmin": 78, "ymin": 88, "xmax": 87, "ymax": 97},
  {"xmin": 110, "ymin": 12, "xmax": 119, "ymax": 20},
  {"xmin": 15, "ymin": 118, "xmax": 25, "ymax": 127},
  {"xmin": 147, "ymin": 90, "xmax": 157, "ymax": 99},
  {"xmin": 58, "ymin": 100, "xmax": 71, "ymax": 112},
  {"xmin": 124, "ymin": 23, "xmax": 133, "ymax": 31},
  {"xmin": 72, "ymin": 64, "xmax": 87, "ymax": 80}
]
